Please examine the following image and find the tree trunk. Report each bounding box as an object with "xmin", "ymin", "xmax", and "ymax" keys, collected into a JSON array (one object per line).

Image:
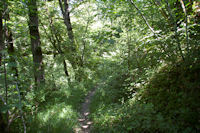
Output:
[
  {"xmin": 0, "ymin": 6, "xmax": 4, "ymax": 66},
  {"xmin": 4, "ymin": 8, "xmax": 19, "ymax": 78},
  {"xmin": 59, "ymin": 0, "xmax": 75, "ymax": 49},
  {"xmin": 0, "ymin": 113, "xmax": 6, "ymax": 132},
  {"xmin": 58, "ymin": 0, "xmax": 78, "ymax": 69},
  {"xmin": 126, "ymin": 30, "xmax": 131, "ymax": 72},
  {"xmin": 28, "ymin": 0, "xmax": 45, "ymax": 87}
]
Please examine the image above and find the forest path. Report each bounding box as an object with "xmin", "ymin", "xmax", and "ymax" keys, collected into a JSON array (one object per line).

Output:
[{"xmin": 75, "ymin": 88, "xmax": 96, "ymax": 133}]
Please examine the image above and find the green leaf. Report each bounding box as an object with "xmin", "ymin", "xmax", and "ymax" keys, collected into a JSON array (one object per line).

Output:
[
  {"xmin": 108, "ymin": 39, "xmax": 115, "ymax": 44},
  {"xmin": 116, "ymin": 28, "xmax": 123, "ymax": 33},
  {"xmin": 0, "ymin": 105, "xmax": 11, "ymax": 113},
  {"xmin": 114, "ymin": 33, "xmax": 120, "ymax": 38}
]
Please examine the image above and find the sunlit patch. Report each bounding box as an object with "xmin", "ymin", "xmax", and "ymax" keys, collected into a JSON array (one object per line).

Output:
[
  {"xmin": 34, "ymin": 103, "xmax": 78, "ymax": 132},
  {"xmin": 78, "ymin": 118, "xmax": 85, "ymax": 122},
  {"xmin": 84, "ymin": 112, "xmax": 90, "ymax": 116},
  {"xmin": 87, "ymin": 121, "xmax": 93, "ymax": 125},
  {"xmin": 59, "ymin": 106, "xmax": 74, "ymax": 119},
  {"xmin": 82, "ymin": 125, "xmax": 89, "ymax": 129}
]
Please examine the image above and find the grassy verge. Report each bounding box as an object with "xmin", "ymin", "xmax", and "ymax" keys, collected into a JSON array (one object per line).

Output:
[{"xmin": 27, "ymin": 79, "xmax": 95, "ymax": 133}]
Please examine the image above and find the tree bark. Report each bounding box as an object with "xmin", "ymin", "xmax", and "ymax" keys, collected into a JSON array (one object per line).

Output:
[
  {"xmin": 4, "ymin": 6, "xmax": 19, "ymax": 77},
  {"xmin": 0, "ymin": 6, "xmax": 4, "ymax": 66},
  {"xmin": 58, "ymin": 0, "xmax": 84, "ymax": 81},
  {"xmin": 58, "ymin": 0, "xmax": 75, "ymax": 49},
  {"xmin": 0, "ymin": 113, "xmax": 6, "ymax": 132},
  {"xmin": 58, "ymin": 0, "xmax": 78, "ymax": 68},
  {"xmin": 28, "ymin": 0, "xmax": 45, "ymax": 87}
]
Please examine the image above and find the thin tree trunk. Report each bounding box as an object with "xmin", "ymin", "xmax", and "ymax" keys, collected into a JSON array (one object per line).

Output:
[
  {"xmin": 63, "ymin": 60, "xmax": 69, "ymax": 77},
  {"xmin": 3, "ymin": 55, "xmax": 9, "ymax": 131},
  {"xmin": 58, "ymin": 0, "xmax": 84, "ymax": 81},
  {"xmin": 0, "ymin": 95, "xmax": 8, "ymax": 132},
  {"xmin": 0, "ymin": 7, "xmax": 4, "ymax": 66},
  {"xmin": 4, "ymin": 7, "xmax": 19, "ymax": 77},
  {"xmin": 0, "ymin": 3, "xmax": 7, "ymax": 132},
  {"xmin": 6, "ymin": 30, "xmax": 18, "ymax": 77},
  {"xmin": 28, "ymin": 0, "xmax": 45, "ymax": 87},
  {"xmin": 58, "ymin": 0, "xmax": 75, "ymax": 49},
  {"xmin": 127, "ymin": 30, "xmax": 131, "ymax": 72},
  {"xmin": 180, "ymin": 0, "xmax": 189, "ymax": 52},
  {"xmin": 81, "ymin": 17, "xmax": 90, "ymax": 67},
  {"xmin": 58, "ymin": 0, "xmax": 78, "ymax": 70}
]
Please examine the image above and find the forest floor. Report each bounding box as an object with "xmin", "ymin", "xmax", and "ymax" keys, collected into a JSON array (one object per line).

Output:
[{"xmin": 75, "ymin": 88, "xmax": 96, "ymax": 133}]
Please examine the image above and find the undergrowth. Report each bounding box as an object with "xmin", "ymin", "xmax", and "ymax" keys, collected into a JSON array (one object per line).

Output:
[
  {"xmin": 26, "ymin": 78, "xmax": 95, "ymax": 132},
  {"xmin": 90, "ymin": 58, "xmax": 200, "ymax": 133}
]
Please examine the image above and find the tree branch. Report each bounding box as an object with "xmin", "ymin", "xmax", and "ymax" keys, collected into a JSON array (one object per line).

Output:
[
  {"xmin": 180, "ymin": 0, "xmax": 189, "ymax": 52},
  {"xmin": 129, "ymin": 0, "xmax": 156, "ymax": 34}
]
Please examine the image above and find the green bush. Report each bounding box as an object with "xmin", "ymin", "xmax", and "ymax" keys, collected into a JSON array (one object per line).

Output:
[
  {"xmin": 91, "ymin": 59, "xmax": 200, "ymax": 133},
  {"xmin": 141, "ymin": 60, "xmax": 200, "ymax": 132},
  {"xmin": 91, "ymin": 101, "xmax": 175, "ymax": 133}
]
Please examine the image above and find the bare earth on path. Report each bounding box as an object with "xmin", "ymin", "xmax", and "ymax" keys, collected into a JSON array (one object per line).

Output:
[{"xmin": 75, "ymin": 88, "xmax": 96, "ymax": 133}]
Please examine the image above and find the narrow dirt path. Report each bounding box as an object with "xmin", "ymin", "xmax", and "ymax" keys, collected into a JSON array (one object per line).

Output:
[{"xmin": 75, "ymin": 88, "xmax": 96, "ymax": 133}]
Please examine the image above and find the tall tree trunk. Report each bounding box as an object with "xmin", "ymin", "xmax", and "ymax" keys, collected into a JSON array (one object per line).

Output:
[
  {"xmin": 28, "ymin": 0, "xmax": 45, "ymax": 87},
  {"xmin": 58, "ymin": 0, "xmax": 75, "ymax": 49},
  {"xmin": 0, "ymin": 5, "xmax": 9, "ymax": 127},
  {"xmin": 81, "ymin": 17, "xmax": 90, "ymax": 67},
  {"xmin": 6, "ymin": 29, "xmax": 18, "ymax": 77},
  {"xmin": 58, "ymin": 0, "xmax": 84, "ymax": 81},
  {"xmin": 4, "ymin": 6, "xmax": 19, "ymax": 78},
  {"xmin": 0, "ymin": 113, "xmax": 6, "ymax": 132},
  {"xmin": 0, "ymin": 5, "xmax": 4, "ymax": 66},
  {"xmin": 58, "ymin": 0, "xmax": 78, "ymax": 69}
]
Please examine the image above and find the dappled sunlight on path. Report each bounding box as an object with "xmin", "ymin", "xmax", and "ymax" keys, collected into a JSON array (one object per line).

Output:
[{"xmin": 75, "ymin": 89, "xmax": 96, "ymax": 133}]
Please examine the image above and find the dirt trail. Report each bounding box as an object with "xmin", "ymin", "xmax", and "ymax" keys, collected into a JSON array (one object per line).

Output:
[{"xmin": 75, "ymin": 89, "xmax": 96, "ymax": 133}]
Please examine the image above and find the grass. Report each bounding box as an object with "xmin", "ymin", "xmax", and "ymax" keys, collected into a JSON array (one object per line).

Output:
[{"xmin": 26, "ymin": 78, "xmax": 95, "ymax": 132}]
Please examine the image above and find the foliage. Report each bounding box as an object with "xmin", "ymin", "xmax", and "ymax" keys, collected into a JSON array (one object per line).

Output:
[
  {"xmin": 91, "ymin": 101, "xmax": 176, "ymax": 133},
  {"xmin": 0, "ymin": 0, "xmax": 200, "ymax": 132},
  {"xmin": 141, "ymin": 59, "xmax": 200, "ymax": 132}
]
